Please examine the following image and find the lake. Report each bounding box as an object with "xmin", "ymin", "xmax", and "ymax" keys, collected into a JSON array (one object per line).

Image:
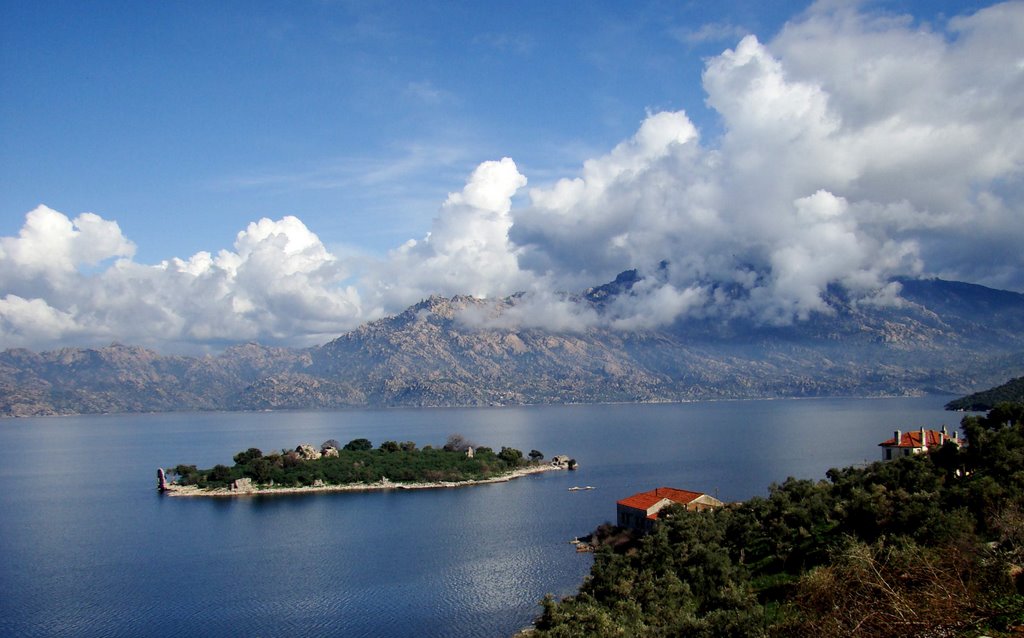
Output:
[{"xmin": 0, "ymin": 397, "xmax": 961, "ymax": 637}]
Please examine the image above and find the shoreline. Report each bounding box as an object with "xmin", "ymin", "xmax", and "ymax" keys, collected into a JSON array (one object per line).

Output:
[
  {"xmin": 6, "ymin": 393, "xmax": 956, "ymax": 419},
  {"xmin": 161, "ymin": 462, "xmax": 563, "ymax": 498}
]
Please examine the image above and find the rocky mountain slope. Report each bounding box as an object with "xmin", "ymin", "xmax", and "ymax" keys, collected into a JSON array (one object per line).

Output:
[{"xmin": 2, "ymin": 277, "xmax": 1022, "ymax": 416}]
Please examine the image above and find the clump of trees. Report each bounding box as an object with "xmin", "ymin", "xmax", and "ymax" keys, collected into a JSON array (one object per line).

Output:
[
  {"xmin": 343, "ymin": 438, "xmax": 372, "ymax": 451},
  {"xmin": 534, "ymin": 403, "xmax": 1024, "ymax": 637},
  {"xmin": 169, "ymin": 435, "xmax": 538, "ymax": 490}
]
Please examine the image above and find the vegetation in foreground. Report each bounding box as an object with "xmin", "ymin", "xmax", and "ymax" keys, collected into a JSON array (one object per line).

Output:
[
  {"xmin": 167, "ymin": 434, "xmax": 546, "ymax": 489},
  {"xmin": 535, "ymin": 403, "xmax": 1024, "ymax": 637}
]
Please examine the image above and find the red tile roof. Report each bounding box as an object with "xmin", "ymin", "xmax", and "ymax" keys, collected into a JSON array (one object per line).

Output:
[
  {"xmin": 879, "ymin": 429, "xmax": 954, "ymax": 448},
  {"xmin": 616, "ymin": 487, "xmax": 706, "ymax": 511}
]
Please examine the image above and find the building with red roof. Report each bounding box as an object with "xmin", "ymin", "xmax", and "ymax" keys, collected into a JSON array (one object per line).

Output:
[
  {"xmin": 879, "ymin": 425, "xmax": 961, "ymax": 460},
  {"xmin": 616, "ymin": 487, "xmax": 724, "ymax": 531}
]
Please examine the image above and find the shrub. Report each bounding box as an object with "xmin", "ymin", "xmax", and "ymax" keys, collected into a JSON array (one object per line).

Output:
[
  {"xmin": 233, "ymin": 447, "xmax": 263, "ymax": 465},
  {"xmin": 498, "ymin": 446, "xmax": 524, "ymax": 467},
  {"xmin": 344, "ymin": 438, "xmax": 373, "ymax": 451},
  {"xmin": 208, "ymin": 464, "xmax": 232, "ymax": 483}
]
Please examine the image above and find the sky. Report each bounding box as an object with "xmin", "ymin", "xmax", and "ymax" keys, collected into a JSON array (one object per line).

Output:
[{"xmin": 1, "ymin": 0, "xmax": 1021, "ymax": 352}]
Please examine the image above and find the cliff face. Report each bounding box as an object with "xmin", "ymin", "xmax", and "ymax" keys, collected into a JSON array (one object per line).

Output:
[{"xmin": 2, "ymin": 277, "xmax": 1023, "ymax": 416}]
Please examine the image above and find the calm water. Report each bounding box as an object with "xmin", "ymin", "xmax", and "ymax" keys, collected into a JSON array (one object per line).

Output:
[{"xmin": 0, "ymin": 398, "xmax": 960, "ymax": 637}]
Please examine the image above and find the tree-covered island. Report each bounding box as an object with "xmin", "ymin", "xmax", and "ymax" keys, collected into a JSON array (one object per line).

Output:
[{"xmin": 160, "ymin": 434, "xmax": 573, "ymax": 496}]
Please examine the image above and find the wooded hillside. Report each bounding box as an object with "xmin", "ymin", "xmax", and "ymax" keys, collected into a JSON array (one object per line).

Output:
[{"xmin": 534, "ymin": 403, "xmax": 1024, "ymax": 637}]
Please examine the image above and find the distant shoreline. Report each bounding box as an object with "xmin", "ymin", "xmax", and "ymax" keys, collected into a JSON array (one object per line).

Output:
[
  {"xmin": 161, "ymin": 463, "xmax": 563, "ymax": 498},
  {"xmin": 8, "ymin": 392, "xmax": 957, "ymax": 419}
]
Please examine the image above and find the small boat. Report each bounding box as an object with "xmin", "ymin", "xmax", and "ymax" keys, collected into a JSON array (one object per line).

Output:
[{"xmin": 568, "ymin": 486, "xmax": 595, "ymax": 491}]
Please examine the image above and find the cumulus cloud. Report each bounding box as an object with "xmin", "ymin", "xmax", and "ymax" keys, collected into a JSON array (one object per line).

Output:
[
  {"xmin": 0, "ymin": 210, "xmax": 364, "ymax": 350},
  {"xmin": 504, "ymin": 1, "xmax": 1024, "ymax": 328},
  {"xmin": 365, "ymin": 157, "xmax": 532, "ymax": 311},
  {"xmin": 0, "ymin": 205, "xmax": 134, "ymax": 284},
  {"xmin": 3, "ymin": 1, "xmax": 1023, "ymax": 350}
]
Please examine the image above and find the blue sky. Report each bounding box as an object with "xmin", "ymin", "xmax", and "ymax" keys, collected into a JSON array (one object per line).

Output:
[
  {"xmin": 1, "ymin": 0, "xmax": 974, "ymax": 260},
  {"xmin": 1, "ymin": 0, "xmax": 1020, "ymax": 351}
]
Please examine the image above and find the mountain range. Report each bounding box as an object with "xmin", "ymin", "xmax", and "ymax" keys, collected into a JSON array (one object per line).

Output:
[{"xmin": 2, "ymin": 275, "xmax": 1023, "ymax": 417}]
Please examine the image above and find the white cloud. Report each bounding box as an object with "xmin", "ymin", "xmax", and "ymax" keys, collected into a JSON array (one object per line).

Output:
[
  {"xmin": 607, "ymin": 282, "xmax": 708, "ymax": 330},
  {"xmin": 3, "ymin": 1, "xmax": 1023, "ymax": 350},
  {"xmin": 0, "ymin": 295, "xmax": 81, "ymax": 343},
  {"xmin": 512, "ymin": 110, "xmax": 702, "ymax": 281},
  {"xmin": 0, "ymin": 205, "xmax": 134, "ymax": 281},
  {"xmin": 456, "ymin": 290, "xmax": 601, "ymax": 333},
  {"xmin": 0, "ymin": 211, "xmax": 365, "ymax": 350},
  {"xmin": 502, "ymin": 1, "xmax": 1024, "ymax": 328},
  {"xmin": 366, "ymin": 157, "xmax": 531, "ymax": 311}
]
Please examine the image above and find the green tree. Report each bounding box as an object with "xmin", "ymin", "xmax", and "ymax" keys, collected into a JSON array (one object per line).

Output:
[
  {"xmin": 173, "ymin": 464, "xmax": 200, "ymax": 485},
  {"xmin": 533, "ymin": 404, "xmax": 1024, "ymax": 638},
  {"xmin": 233, "ymin": 447, "xmax": 263, "ymax": 465},
  {"xmin": 247, "ymin": 458, "xmax": 274, "ymax": 483},
  {"xmin": 344, "ymin": 438, "xmax": 373, "ymax": 451},
  {"xmin": 209, "ymin": 464, "xmax": 232, "ymax": 483},
  {"xmin": 529, "ymin": 449, "xmax": 545, "ymax": 462},
  {"xmin": 498, "ymin": 446, "xmax": 524, "ymax": 466}
]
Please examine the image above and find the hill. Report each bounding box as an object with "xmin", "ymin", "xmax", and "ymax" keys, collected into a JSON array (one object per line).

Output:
[
  {"xmin": 532, "ymin": 404, "xmax": 1024, "ymax": 636},
  {"xmin": 2, "ymin": 276, "xmax": 1023, "ymax": 416},
  {"xmin": 946, "ymin": 375, "xmax": 1024, "ymax": 411}
]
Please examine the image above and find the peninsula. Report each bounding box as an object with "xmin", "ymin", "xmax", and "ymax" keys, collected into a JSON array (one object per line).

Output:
[{"xmin": 159, "ymin": 435, "xmax": 576, "ymax": 497}]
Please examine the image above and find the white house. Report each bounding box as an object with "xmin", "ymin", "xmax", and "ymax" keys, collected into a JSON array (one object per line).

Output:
[{"xmin": 879, "ymin": 426, "xmax": 960, "ymax": 460}]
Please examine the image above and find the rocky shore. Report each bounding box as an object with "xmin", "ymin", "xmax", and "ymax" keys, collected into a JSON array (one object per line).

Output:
[{"xmin": 161, "ymin": 462, "xmax": 565, "ymax": 498}]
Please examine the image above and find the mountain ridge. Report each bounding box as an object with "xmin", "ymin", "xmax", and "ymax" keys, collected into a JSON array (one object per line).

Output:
[{"xmin": 2, "ymin": 276, "xmax": 1022, "ymax": 417}]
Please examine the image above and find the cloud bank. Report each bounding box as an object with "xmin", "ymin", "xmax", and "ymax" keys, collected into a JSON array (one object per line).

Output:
[
  {"xmin": 3, "ymin": 1, "xmax": 1023, "ymax": 350},
  {"xmin": 1, "ymin": 207, "xmax": 361, "ymax": 349}
]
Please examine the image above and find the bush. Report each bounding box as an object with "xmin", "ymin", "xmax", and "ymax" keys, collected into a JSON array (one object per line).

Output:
[
  {"xmin": 246, "ymin": 458, "xmax": 274, "ymax": 483},
  {"xmin": 208, "ymin": 464, "xmax": 232, "ymax": 483},
  {"xmin": 498, "ymin": 446, "xmax": 524, "ymax": 467},
  {"xmin": 233, "ymin": 447, "xmax": 263, "ymax": 465},
  {"xmin": 344, "ymin": 438, "xmax": 373, "ymax": 451}
]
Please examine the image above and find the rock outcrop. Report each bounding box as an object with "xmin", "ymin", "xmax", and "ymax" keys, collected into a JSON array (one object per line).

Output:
[{"xmin": 230, "ymin": 478, "xmax": 254, "ymax": 492}]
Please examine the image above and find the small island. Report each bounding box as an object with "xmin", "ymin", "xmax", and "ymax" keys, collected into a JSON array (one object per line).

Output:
[{"xmin": 159, "ymin": 434, "xmax": 576, "ymax": 497}]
